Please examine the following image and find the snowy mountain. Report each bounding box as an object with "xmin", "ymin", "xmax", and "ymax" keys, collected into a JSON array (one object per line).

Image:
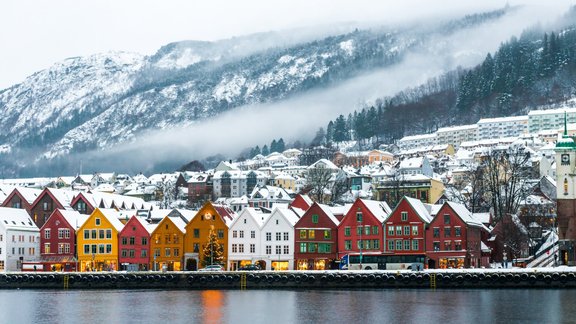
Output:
[{"xmin": 0, "ymin": 8, "xmax": 515, "ymax": 176}]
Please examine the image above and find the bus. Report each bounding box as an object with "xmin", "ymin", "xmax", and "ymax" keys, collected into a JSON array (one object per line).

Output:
[{"xmin": 341, "ymin": 253, "xmax": 425, "ymax": 270}]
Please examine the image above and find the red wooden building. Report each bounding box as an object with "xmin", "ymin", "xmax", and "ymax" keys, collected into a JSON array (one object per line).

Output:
[
  {"xmin": 289, "ymin": 194, "xmax": 313, "ymax": 212},
  {"xmin": 29, "ymin": 188, "xmax": 75, "ymax": 228},
  {"xmin": 39, "ymin": 209, "xmax": 89, "ymax": 271},
  {"xmin": 383, "ymin": 197, "xmax": 432, "ymax": 262},
  {"xmin": 337, "ymin": 198, "xmax": 391, "ymax": 269},
  {"xmin": 118, "ymin": 215, "xmax": 151, "ymax": 271},
  {"xmin": 294, "ymin": 202, "xmax": 340, "ymax": 270},
  {"xmin": 425, "ymin": 201, "xmax": 487, "ymax": 269}
]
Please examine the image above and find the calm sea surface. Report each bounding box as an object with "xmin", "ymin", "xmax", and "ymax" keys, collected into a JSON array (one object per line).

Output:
[{"xmin": 0, "ymin": 289, "xmax": 573, "ymax": 324}]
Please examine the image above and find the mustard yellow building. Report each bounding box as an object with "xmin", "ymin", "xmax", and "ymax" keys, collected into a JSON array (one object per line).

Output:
[
  {"xmin": 184, "ymin": 202, "xmax": 235, "ymax": 270},
  {"xmin": 77, "ymin": 208, "xmax": 125, "ymax": 272},
  {"xmin": 149, "ymin": 216, "xmax": 186, "ymax": 271}
]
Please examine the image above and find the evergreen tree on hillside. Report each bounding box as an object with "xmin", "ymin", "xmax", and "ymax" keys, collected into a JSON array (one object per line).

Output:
[
  {"xmin": 262, "ymin": 145, "xmax": 270, "ymax": 156},
  {"xmin": 332, "ymin": 115, "xmax": 348, "ymax": 142},
  {"xmin": 277, "ymin": 138, "xmax": 285, "ymax": 152},
  {"xmin": 270, "ymin": 139, "xmax": 278, "ymax": 153}
]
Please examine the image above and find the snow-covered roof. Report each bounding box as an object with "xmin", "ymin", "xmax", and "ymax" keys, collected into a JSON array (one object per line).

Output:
[
  {"xmin": 59, "ymin": 209, "xmax": 90, "ymax": 230},
  {"xmin": 360, "ymin": 199, "xmax": 391, "ymax": 223},
  {"xmin": 316, "ymin": 203, "xmax": 340, "ymax": 226},
  {"xmin": 399, "ymin": 157, "xmax": 424, "ymax": 169},
  {"xmin": 13, "ymin": 187, "xmax": 42, "ymax": 204},
  {"xmin": 404, "ymin": 197, "xmax": 433, "ymax": 223},
  {"xmin": 445, "ymin": 201, "xmax": 483, "ymax": 227},
  {"xmin": 97, "ymin": 208, "xmax": 127, "ymax": 232},
  {"xmin": 308, "ymin": 159, "xmax": 339, "ymax": 170},
  {"xmin": 0, "ymin": 207, "xmax": 37, "ymax": 231}
]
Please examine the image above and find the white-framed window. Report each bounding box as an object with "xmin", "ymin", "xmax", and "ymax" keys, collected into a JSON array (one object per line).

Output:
[
  {"xmin": 266, "ymin": 232, "xmax": 271, "ymax": 241},
  {"xmin": 412, "ymin": 240, "xmax": 419, "ymax": 250},
  {"xmin": 251, "ymin": 231, "xmax": 255, "ymax": 239},
  {"xmin": 239, "ymin": 244, "xmax": 244, "ymax": 253},
  {"xmin": 412, "ymin": 225, "xmax": 418, "ymax": 236},
  {"xmin": 401, "ymin": 211, "xmax": 408, "ymax": 221},
  {"xmin": 44, "ymin": 229, "xmax": 50, "ymax": 239},
  {"xmin": 250, "ymin": 244, "xmax": 255, "ymax": 253},
  {"xmin": 266, "ymin": 245, "xmax": 272, "ymax": 254}
]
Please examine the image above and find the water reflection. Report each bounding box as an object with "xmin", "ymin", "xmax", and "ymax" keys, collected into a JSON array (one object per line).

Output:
[{"xmin": 0, "ymin": 289, "xmax": 572, "ymax": 324}]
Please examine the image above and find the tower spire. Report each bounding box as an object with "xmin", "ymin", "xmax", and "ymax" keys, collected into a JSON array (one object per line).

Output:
[{"xmin": 564, "ymin": 111, "xmax": 568, "ymax": 137}]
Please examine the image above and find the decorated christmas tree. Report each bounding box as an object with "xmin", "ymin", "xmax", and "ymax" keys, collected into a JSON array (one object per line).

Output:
[{"xmin": 202, "ymin": 225, "xmax": 224, "ymax": 267}]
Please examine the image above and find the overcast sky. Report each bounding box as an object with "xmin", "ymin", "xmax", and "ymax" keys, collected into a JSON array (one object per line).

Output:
[{"xmin": 1, "ymin": 0, "xmax": 572, "ymax": 90}]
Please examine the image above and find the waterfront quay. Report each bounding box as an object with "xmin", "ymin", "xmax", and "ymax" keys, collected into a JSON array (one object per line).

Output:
[{"xmin": 1, "ymin": 269, "xmax": 576, "ymax": 289}]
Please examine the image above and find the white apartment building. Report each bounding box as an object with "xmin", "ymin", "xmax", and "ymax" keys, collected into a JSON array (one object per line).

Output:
[
  {"xmin": 212, "ymin": 170, "xmax": 268, "ymax": 199},
  {"xmin": 260, "ymin": 207, "xmax": 300, "ymax": 271},
  {"xmin": 397, "ymin": 133, "xmax": 437, "ymax": 151},
  {"xmin": 436, "ymin": 124, "xmax": 478, "ymax": 148},
  {"xmin": 0, "ymin": 207, "xmax": 40, "ymax": 271},
  {"xmin": 477, "ymin": 116, "xmax": 528, "ymax": 140},
  {"xmin": 227, "ymin": 208, "xmax": 270, "ymax": 270},
  {"xmin": 528, "ymin": 107, "xmax": 576, "ymax": 134}
]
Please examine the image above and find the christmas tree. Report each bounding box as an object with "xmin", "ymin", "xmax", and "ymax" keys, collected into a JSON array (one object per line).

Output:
[{"xmin": 202, "ymin": 225, "xmax": 224, "ymax": 267}]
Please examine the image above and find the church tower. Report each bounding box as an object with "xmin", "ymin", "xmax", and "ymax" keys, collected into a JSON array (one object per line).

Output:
[{"xmin": 555, "ymin": 112, "xmax": 576, "ymax": 265}]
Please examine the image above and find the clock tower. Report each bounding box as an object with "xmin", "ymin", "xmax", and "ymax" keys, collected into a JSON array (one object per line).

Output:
[{"xmin": 555, "ymin": 112, "xmax": 576, "ymax": 265}]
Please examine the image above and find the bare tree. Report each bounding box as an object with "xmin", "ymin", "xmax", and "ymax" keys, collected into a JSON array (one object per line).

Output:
[
  {"xmin": 306, "ymin": 165, "xmax": 334, "ymax": 203},
  {"xmin": 481, "ymin": 145, "xmax": 534, "ymax": 225},
  {"xmin": 330, "ymin": 170, "xmax": 350, "ymax": 204}
]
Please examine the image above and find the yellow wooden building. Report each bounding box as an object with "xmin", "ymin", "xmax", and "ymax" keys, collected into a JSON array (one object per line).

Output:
[
  {"xmin": 184, "ymin": 202, "xmax": 235, "ymax": 270},
  {"xmin": 77, "ymin": 208, "xmax": 125, "ymax": 272},
  {"xmin": 149, "ymin": 215, "xmax": 186, "ymax": 271}
]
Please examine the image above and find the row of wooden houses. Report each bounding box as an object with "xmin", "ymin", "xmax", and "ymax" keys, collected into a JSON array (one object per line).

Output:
[{"xmin": 0, "ymin": 191, "xmax": 495, "ymax": 272}]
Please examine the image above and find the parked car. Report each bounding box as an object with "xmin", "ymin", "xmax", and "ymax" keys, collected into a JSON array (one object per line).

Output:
[
  {"xmin": 238, "ymin": 264, "xmax": 261, "ymax": 271},
  {"xmin": 198, "ymin": 265, "xmax": 224, "ymax": 272}
]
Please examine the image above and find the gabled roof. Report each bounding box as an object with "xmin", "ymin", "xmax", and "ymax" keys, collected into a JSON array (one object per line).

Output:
[
  {"xmin": 212, "ymin": 204, "xmax": 237, "ymax": 227},
  {"xmin": 308, "ymin": 159, "xmax": 339, "ymax": 170},
  {"xmin": 386, "ymin": 196, "xmax": 433, "ymax": 223},
  {"xmin": 230, "ymin": 207, "xmax": 270, "ymax": 229},
  {"xmin": 359, "ymin": 199, "xmax": 391, "ymax": 223},
  {"xmin": 444, "ymin": 201, "xmax": 483, "ymax": 227},
  {"xmin": 316, "ymin": 203, "xmax": 340, "ymax": 226},
  {"xmin": 262, "ymin": 207, "xmax": 300, "ymax": 228},
  {"xmin": 169, "ymin": 209, "xmax": 197, "ymax": 223},
  {"xmin": 11, "ymin": 187, "xmax": 42, "ymax": 205},
  {"xmin": 0, "ymin": 207, "xmax": 37, "ymax": 231},
  {"xmin": 32, "ymin": 188, "xmax": 76, "ymax": 210},
  {"xmin": 95, "ymin": 208, "xmax": 126, "ymax": 232},
  {"xmin": 58, "ymin": 209, "xmax": 90, "ymax": 231},
  {"xmin": 122, "ymin": 215, "xmax": 154, "ymax": 234}
]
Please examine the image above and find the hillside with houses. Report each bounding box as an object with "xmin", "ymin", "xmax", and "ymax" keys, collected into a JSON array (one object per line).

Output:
[{"xmin": 0, "ymin": 104, "xmax": 568, "ymax": 271}]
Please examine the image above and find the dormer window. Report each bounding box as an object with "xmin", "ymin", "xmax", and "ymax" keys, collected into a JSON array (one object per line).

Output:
[{"xmin": 95, "ymin": 218, "xmax": 101, "ymax": 226}]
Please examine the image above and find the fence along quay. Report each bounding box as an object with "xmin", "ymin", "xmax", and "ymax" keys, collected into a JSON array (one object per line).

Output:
[{"xmin": 0, "ymin": 270, "xmax": 575, "ymax": 289}]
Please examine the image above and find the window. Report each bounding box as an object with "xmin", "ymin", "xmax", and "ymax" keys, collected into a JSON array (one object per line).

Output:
[
  {"xmin": 217, "ymin": 230, "xmax": 224, "ymax": 239},
  {"xmin": 45, "ymin": 243, "xmax": 50, "ymax": 254},
  {"xmin": 267, "ymin": 232, "xmax": 273, "ymax": 241},
  {"xmin": 106, "ymin": 244, "xmax": 112, "ymax": 253},
  {"xmin": 444, "ymin": 241, "xmax": 451, "ymax": 251},
  {"xmin": 299, "ymin": 230, "xmax": 306, "ymax": 239},
  {"xmin": 364, "ymin": 226, "xmax": 370, "ymax": 235},
  {"xmin": 344, "ymin": 227, "xmax": 351, "ymax": 237},
  {"xmin": 84, "ymin": 245, "xmax": 90, "ymax": 254},
  {"xmin": 154, "ymin": 249, "xmax": 161, "ymax": 257},
  {"xmin": 284, "ymin": 232, "xmax": 289, "ymax": 240},
  {"xmin": 99, "ymin": 230, "xmax": 105, "ymax": 239},
  {"xmin": 455, "ymin": 227, "xmax": 461, "ymax": 237},
  {"xmin": 193, "ymin": 244, "xmax": 199, "ymax": 253},
  {"xmin": 276, "ymin": 246, "xmax": 282, "ymax": 254},
  {"xmin": 373, "ymin": 240, "xmax": 380, "ymax": 249},
  {"xmin": 193, "ymin": 229, "xmax": 200, "ymax": 238},
  {"xmin": 412, "ymin": 240, "xmax": 419, "ymax": 250},
  {"xmin": 251, "ymin": 231, "xmax": 256, "ymax": 239},
  {"xmin": 91, "ymin": 245, "xmax": 97, "ymax": 254},
  {"xmin": 344, "ymin": 240, "xmax": 352, "ymax": 250},
  {"xmin": 233, "ymin": 230, "xmax": 237, "ymax": 238},
  {"xmin": 312, "ymin": 214, "xmax": 319, "ymax": 224},
  {"xmin": 99, "ymin": 245, "xmax": 105, "ymax": 253},
  {"xmin": 95, "ymin": 218, "xmax": 101, "ymax": 226},
  {"xmin": 433, "ymin": 227, "xmax": 440, "ymax": 238},
  {"xmin": 404, "ymin": 240, "xmax": 410, "ymax": 250},
  {"xmin": 129, "ymin": 250, "xmax": 135, "ymax": 257},
  {"xmin": 239, "ymin": 244, "xmax": 244, "ymax": 253},
  {"xmin": 404, "ymin": 226, "xmax": 410, "ymax": 236},
  {"xmin": 372, "ymin": 226, "xmax": 378, "ymax": 235},
  {"xmin": 174, "ymin": 248, "xmax": 179, "ymax": 257},
  {"xmin": 401, "ymin": 211, "xmax": 408, "ymax": 221},
  {"xmin": 412, "ymin": 226, "xmax": 418, "ymax": 236},
  {"xmin": 299, "ymin": 243, "xmax": 307, "ymax": 253},
  {"xmin": 396, "ymin": 240, "xmax": 402, "ymax": 250},
  {"xmin": 324, "ymin": 230, "xmax": 331, "ymax": 239},
  {"xmin": 443, "ymin": 214, "xmax": 450, "ymax": 225},
  {"xmin": 121, "ymin": 249, "xmax": 128, "ymax": 257},
  {"xmin": 308, "ymin": 243, "xmax": 316, "ymax": 253},
  {"xmin": 276, "ymin": 232, "xmax": 281, "ymax": 241},
  {"xmin": 356, "ymin": 212, "xmax": 363, "ymax": 222},
  {"xmin": 444, "ymin": 227, "xmax": 451, "ymax": 237},
  {"xmin": 141, "ymin": 250, "xmax": 147, "ymax": 257},
  {"xmin": 388, "ymin": 240, "xmax": 394, "ymax": 251},
  {"xmin": 142, "ymin": 237, "xmax": 148, "ymax": 245},
  {"xmin": 284, "ymin": 245, "xmax": 289, "ymax": 254},
  {"xmin": 250, "ymin": 244, "xmax": 255, "ymax": 253},
  {"xmin": 44, "ymin": 229, "xmax": 50, "ymax": 239},
  {"xmin": 433, "ymin": 242, "xmax": 440, "ymax": 251},
  {"xmin": 239, "ymin": 231, "xmax": 244, "ymax": 238},
  {"xmin": 388, "ymin": 226, "xmax": 394, "ymax": 236},
  {"xmin": 356, "ymin": 227, "xmax": 362, "ymax": 235},
  {"xmin": 266, "ymin": 245, "xmax": 272, "ymax": 254},
  {"xmin": 455, "ymin": 241, "xmax": 462, "ymax": 250},
  {"xmin": 396, "ymin": 226, "xmax": 402, "ymax": 235},
  {"xmin": 309, "ymin": 230, "xmax": 315, "ymax": 239},
  {"xmin": 58, "ymin": 229, "xmax": 65, "ymax": 239},
  {"xmin": 42, "ymin": 201, "xmax": 50, "ymax": 211},
  {"xmin": 232, "ymin": 244, "xmax": 238, "ymax": 253},
  {"xmin": 357, "ymin": 240, "xmax": 363, "ymax": 250}
]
